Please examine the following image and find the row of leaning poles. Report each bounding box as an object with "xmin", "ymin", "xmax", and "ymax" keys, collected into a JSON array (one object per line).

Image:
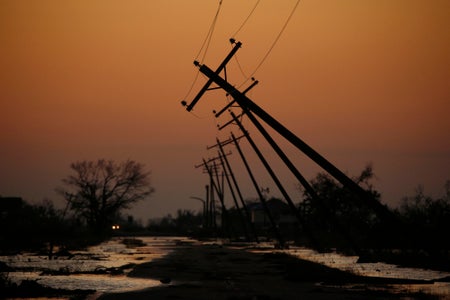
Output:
[{"xmin": 181, "ymin": 39, "xmax": 397, "ymax": 252}]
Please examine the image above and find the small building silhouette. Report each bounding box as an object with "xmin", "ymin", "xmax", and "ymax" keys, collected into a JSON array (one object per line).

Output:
[{"xmin": 247, "ymin": 198, "xmax": 297, "ymax": 227}]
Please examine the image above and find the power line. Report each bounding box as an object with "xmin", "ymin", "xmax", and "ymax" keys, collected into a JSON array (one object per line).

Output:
[
  {"xmin": 183, "ymin": 0, "xmax": 302, "ymax": 113},
  {"xmin": 230, "ymin": 0, "xmax": 261, "ymax": 39},
  {"xmin": 196, "ymin": 0, "xmax": 224, "ymax": 63},
  {"xmin": 239, "ymin": 0, "xmax": 301, "ymax": 88},
  {"xmin": 232, "ymin": 44, "xmax": 248, "ymax": 80},
  {"xmin": 183, "ymin": 0, "xmax": 224, "ymax": 103},
  {"xmin": 187, "ymin": 0, "xmax": 260, "ymax": 97},
  {"xmin": 229, "ymin": 0, "xmax": 261, "ymax": 80}
]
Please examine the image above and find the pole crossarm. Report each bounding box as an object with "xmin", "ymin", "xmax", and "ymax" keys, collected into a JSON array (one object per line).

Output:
[
  {"xmin": 207, "ymin": 134, "xmax": 244, "ymax": 149},
  {"xmin": 206, "ymin": 139, "xmax": 234, "ymax": 153},
  {"xmin": 218, "ymin": 112, "xmax": 244, "ymax": 130},
  {"xmin": 183, "ymin": 40, "xmax": 242, "ymax": 112},
  {"xmin": 214, "ymin": 79, "xmax": 259, "ymax": 118},
  {"xmin": 195, "ymin": 156, "xmax": 222, "ymax": 169}
]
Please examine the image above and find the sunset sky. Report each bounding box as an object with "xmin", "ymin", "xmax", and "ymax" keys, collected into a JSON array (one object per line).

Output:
[{"xmin": 1, "ymin": 1, "xmax": 449, "ymax": 221}]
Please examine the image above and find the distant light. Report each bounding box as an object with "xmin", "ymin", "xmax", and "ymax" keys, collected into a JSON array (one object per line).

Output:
[{"xmin": 112, "ymin": 225, "xmax": 120, "ymax": 230}]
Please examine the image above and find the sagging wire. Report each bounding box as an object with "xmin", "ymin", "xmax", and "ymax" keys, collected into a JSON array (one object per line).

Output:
[
  {"xmin": 228, "ymin": 0, "xmax": 261, "ymax": 81},
  {"xmin": 238, "ymin": 0, "xmax": 301, "ymax": 89},
  {"xmin": 230, "ymin": 0, "xmax": 261, "ymax": 39},
  {"xmin": 196, "ymin": 0, "xmax": 223, "ymax": 64},
  {"xmin": 182, "ymin": 0, "xmax": 224, "ymax": 105},
  {"xmin": 231, "ymin": 44, "xmax": 249, "ymax": 81}
]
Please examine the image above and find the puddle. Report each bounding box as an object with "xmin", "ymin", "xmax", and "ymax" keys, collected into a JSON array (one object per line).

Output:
[
  {"xmin": 250, "ymin": 243, "xmax": 450, "ymax": 297},
  {"xmin": 3, "ymin": 237, "xmax": 449, "ymax": 298},
  {"xmin": 0, "ymin": 236, "xmax": 193, "ymax": 294}
]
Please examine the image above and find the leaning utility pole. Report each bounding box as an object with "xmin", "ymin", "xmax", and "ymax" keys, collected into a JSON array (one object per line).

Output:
[
  {"xmin": 197, "ymin": 157, "xmax": 234, "ymax": 239},
  {"xmin": 209, "ymin": 138, "xmax": 258, "ymax": 242},
  {"xmin": 230, "ymin": 132, "xmax": 285, "ymax": 246},
  {"xmin": 182, "ymin": 39, "xmax": 391, "ymax": 222},
  {"xmin": 216, "ymin": 138, "xmax": 260, "ymax": 243},
  {"xmin": 224, "ymin": 102, "xmax": 360, "ymax": 253},
  {"xmin": 224, "ymin": 111, "xmax": 320, "ymax": 249},
  {"xmin": 195, "ymin": 158, "xmax": 218, "ymax": 231}
]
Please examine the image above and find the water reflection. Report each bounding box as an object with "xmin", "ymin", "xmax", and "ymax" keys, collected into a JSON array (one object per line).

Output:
[
  {"xmin": 9, "ymin": 271, "xmax": 160, "ymax": 292},
  {"xmin": 249, "ymin": 243, "xmax": 450, "ymax": 297},
  {"xmin": 0, "ymin": 237, "xmax": 192, "ymax": 294},
  {"xmin": 2, "ymin": 238, "xmax": 450, "ymax": 298},
  {"xmin": 285, "ymin": 247, "xmax": 449, "ymax": 281}
]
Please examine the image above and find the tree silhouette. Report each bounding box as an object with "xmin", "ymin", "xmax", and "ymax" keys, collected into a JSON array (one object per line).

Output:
[
  {"xmin": 298, "ymin": 164, "xmax": 382, "ymax": 248},
  {"xmin": 58, "ymin": 159, "xmax": 154, "ymax": 233},
  {"xmin": 397, "ymin": 181, "xmax": 450, "ymax": 250}
]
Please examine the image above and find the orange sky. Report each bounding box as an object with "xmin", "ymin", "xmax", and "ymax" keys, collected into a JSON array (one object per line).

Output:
[{"xmin": 1, "ymin": 1, "xmax": 449, "ymax": 220}]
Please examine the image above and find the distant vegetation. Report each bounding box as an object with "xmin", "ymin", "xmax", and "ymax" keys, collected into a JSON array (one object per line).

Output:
[
  {"xmin": 147, "ymin": 209, "xmax": 203, "ymax": 236},
  {"xmin": 396, "ymin": 182, "xmax": 450, "ymax": 249},
  {"xmin": 56, "ymin": 159, "xmax": 154, "ymax": 235},
  {"xmin": 0, "ymin": 198, "xmax": 87, "ymax": 255},
  {"xmin": 295, "ymin": 167, "xmax": 450, "ymax": 270},
  {"xmin": 0, "ymin": 159, "xmax": 154, "ymax": 255},
  {"xmin": 0, "ymin": 196, "xmax": 149, "ymax": 255},
  {"xmin": 0, "ymin": 164, "xmax": 448, "ymax": 270},
  {"xmin": 145, "ymin": 169, "xmax": 450, "ymax": 260}
]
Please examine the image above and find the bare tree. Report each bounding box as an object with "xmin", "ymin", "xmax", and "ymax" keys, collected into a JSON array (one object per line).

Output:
[{"xmin": 58, "ymin": 159, "xmax": 154, "ymax": 232}]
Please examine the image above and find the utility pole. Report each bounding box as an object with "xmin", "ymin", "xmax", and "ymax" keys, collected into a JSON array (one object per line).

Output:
[
  {"xmin": 184, "ymin": 40, "xmax": 242, "ymax": 112},
  {"xmin": 216, "ymin": 138, "xmax": 260, "ymax": 243},
  {"xmin": 190, "ymin": 196, "xmax": 206, "ymax": 228},
  {"xmin": 209, "ymin": 139, "xmax": 256, "ymax": 242},
  {"xmin": 205, "ymin": 184, "xmax": 210, "ymax": 229},
  {"xmin": 225, "ymin": 111, "xmax": 319, "ymax": 249},
  {"xmin": 230, "ymin": 132, "xmax": 284, "ymax": 246},
  {"xmin": 229, "ymin": 104, "xmax": 360, "ymax": 253},
  {"xmin": 182, "ymin": 40, "xmax": 392, "ymax": 223},
  {"xmin": 195, "ymin": 159, "xmax": 217, "ymax": 232},
  {"xmin": 218, "ymin": 151, "xmax": 249, "ymax": 241},
  {"xmin": 197, "ymin": 157, "xmax": 234, "ymax": 239}
]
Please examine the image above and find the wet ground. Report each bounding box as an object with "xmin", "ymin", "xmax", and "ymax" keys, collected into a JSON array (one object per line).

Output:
[
  {"xmin": 0, "ymin": 237, "xmax": 192, "ymax": 297},
  {"xmin": 1, "ymin": 237, "xmax": 450, "ymax": 299}
]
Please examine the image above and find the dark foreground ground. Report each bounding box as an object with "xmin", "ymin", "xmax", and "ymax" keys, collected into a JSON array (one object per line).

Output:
[{"xmin": 98, "ymin": 242, "xmax": 448, "ymax": 300}]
